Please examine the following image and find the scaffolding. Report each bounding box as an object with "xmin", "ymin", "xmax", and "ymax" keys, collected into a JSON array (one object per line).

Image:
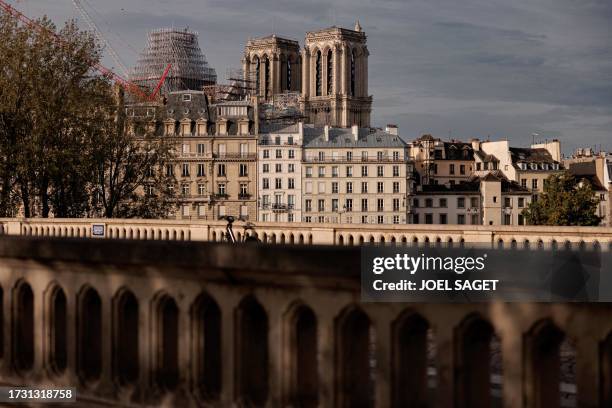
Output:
[
  {"xmin": 130, "ymin": 28, "xmax": 217, "ymax": 96},
  {"xmin": 202, "ymin": 67, "xmax": 255, "ymax": 102}
]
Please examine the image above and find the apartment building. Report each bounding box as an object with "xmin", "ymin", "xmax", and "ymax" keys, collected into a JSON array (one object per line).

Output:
[
  {"xmin": 128, "ymin": 91, "xmax": 258, "ymax": 220},
  {"xmin": 409, "ymin": 135, "xmax": 475, "ymax": 185},
  {"xmin": 413, "ymin": 174, "xmax": 531, "ymax": 225},
  {"xmin": 258, "ymin": 123, "xmax": 304, "ymax": 222},
  {"xmin": 471, "ymin": 139, "xmax": 563, "ymax": 196},
  {"xmin": 302, "ymin": 125, "xmax": 412, "ymax": 224}
]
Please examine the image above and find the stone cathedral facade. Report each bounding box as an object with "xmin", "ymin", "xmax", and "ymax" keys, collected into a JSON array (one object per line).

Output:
[{"xmin": 242, "ymin": 21, "xmax": 372, "ymax": 128}]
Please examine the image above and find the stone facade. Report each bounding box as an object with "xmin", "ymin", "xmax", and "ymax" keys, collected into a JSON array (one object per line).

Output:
[{"xmin": 0, "ymin": 234, "xmax": 610, "ymax": 407}]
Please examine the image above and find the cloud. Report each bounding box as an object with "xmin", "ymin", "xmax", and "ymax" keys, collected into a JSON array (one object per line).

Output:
[{"xmin": 11, "ymin": 0, "xmax": 612, "ymax": 153}]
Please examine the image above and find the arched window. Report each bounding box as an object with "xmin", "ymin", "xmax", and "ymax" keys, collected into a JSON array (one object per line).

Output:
[
  {"xmin": 392, "ymin": 312, "xmax": 429, "ymax": 407},
  {"xmin": 253, "ymin": 56, "xmax": 260, "ymax": 95},
  {"xmin": 13, "ymin": 281, "xmax": 34, "ymax": 373},
  {"xmin": 336, "ymin": 306, "xmax": 375, "ymax": 407},
  {"xmin": 114, "ymin": 289, "xmax": 139, "ymax": 386},
  {"xmin": 350, "ymin": 49, "xmax": 357, "ymax": 97},
  {"xmin": 191, "ymin": 293, "xmax": 222, "ymax": 401},
  {"xmin": 327, "ymin": 49, "xmax": 333, "ymax": 95},
  {"xmin": 288, "ymin": 305, "xmax": 318, "ymax": 407},
  {"xmin": 78, "ymin": 287, "xmax": 102, "ymax": 383},
  {"xmin": 48, "ymin": 285, "xmax": 67, "ymax": 375},
  {"xmin": 155, "ymin": 294, "xmax": 179, "ymax": 391},
  {"xmin": 315, "ymin": 50, "xmax": 322, "ymax": 96},
  {"xmin": 236, "ymin": 296, "xmax": 269, "ymax": 405},
  {"xmin": 287, "ymin": 58, "xmax": 292, "ymax": 91},
  {"xmin": 524, "ymin": 320, "xmax": 569, "ymax": 408},
  {"xmin": 455, "ymin": 315, "xmax": 499, "ymax": 407},
  {"xmin": 264, "ymin": 56, "xmax": 270, "ymax": 99}
]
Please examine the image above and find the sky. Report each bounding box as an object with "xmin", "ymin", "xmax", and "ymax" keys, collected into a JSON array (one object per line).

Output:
[{"xmin": 7, "ymin": 0, "xmax": 612, "ymax": 155}]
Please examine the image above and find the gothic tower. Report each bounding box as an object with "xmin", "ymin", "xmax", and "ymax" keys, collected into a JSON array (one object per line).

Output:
[
  {"xmin": 243, "ymin": 35, "xmax": 302, "ymax": 102},
  {"xmin": 300, "ymin": 22, "xmax": 372, "ymax": 128}
]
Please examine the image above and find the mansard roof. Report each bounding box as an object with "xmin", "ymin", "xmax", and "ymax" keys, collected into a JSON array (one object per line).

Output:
[
  {"xmin": 303, "ymin": 127, "xmax": 406, "ymax": 148},
  {"xmin": 509, "ymin": 147, "xmax": 558, "ymax": 164}
]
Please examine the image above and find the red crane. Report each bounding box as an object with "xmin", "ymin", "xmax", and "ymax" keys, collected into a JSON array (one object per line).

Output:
[{"xmin": 0, "ymin": 0, "xmax": 170, "ymax": 102}]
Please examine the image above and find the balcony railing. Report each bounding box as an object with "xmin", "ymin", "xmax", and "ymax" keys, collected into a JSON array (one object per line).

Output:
[
  {"xmin": 212, "ymin": 153, "xmax": 257, "ymax": 160},
  {"xmin": 238, "ymin": 193, "xmax": 252, "ymax": 200},
  {"xmin": 303, "ymin": 156, "xmax": 403, "ymax": 163}
]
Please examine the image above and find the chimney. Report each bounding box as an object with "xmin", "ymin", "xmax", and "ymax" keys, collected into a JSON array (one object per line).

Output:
[
  {"xmin": 324, "ymin": 125, "xmax": 330, "ymax": 142},
  {"xmin": 470, "ymin": 138, "xmax": 481, "ymax": 151},
  {"xmin": 385, "ymin": 124, "xmax": 398, "ymax": 136},
  {"xmin": 352, "ymin": 124, "xmax": 359, "ymax": 141}
]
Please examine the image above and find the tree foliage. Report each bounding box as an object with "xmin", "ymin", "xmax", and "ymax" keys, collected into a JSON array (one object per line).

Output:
[
  {"xmin": 523, "ymin": 172, "xmax": 603, "ymax": 226},
  {"xmin": 0, "ymin": 14, "xmax": 177, "ymax": 218}
]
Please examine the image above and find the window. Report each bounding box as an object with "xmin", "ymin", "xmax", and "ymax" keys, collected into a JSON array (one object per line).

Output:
[
  {"xmin": 275, "ymin": 136, "xmax": 281, "ymax": 145},
  {"xmin": 450, "ymin": 164, "xmax": 455, "ymax": 175},
  {"xmin": 361, "ymin": 182, "xmax": 368, "ymax": 193},
  {"xmin": 197, "ymin": 163, "xmax": 205, "ymax": 177},
  {"xmin": 275, "ymin": 178, "xmax": 282, "ymax": 189},
  {"xmin": 460, "ymin": 164, "xmax": 465, "ymax": 175},
  {"xmin": 217, "ymin": 164, "xmax": 226, "ymax": 177},
  {"xmin": 306, "ymin": 167, "xmax": 312, "ymax": 178},
  {"xmin": 198, "ymin": 184, "xmax": 206, "ymax": 196},
  {"xmin": 318, "ymin": 199, "xmax": 325, "ymax": 212},
  {"xmin": 305, "ymin": 182, "xmax": 312, "ymax": 194},
  {"xmin": 393, "ymin": 151, "xmax": 400, "ymax": 161},
  {"xmin": 470, "ymin": 197, "xmax": 478, "ymax": 208},
  {"xmin": 532, "ymin": 179, "xmax": 538, "ymax": 190},
  {"xmin": 393, "ymin": 166, "xmax": 399, "ymax": 177},
  {"xmin": 361, "ymin": 199, "xmax": 368, "ymax": 211},
  {"xmin": 197, "ymin": 143, "xmax": 205, "ymax": 156},
  {"xmin": 377, "ymin": 199, "xmax": 384, "ymax": 211},
  {"xmin": 518, "ymin": 197, "xmax": 525, "ymax": 208},
  {"xmin": 239, "ymin": 164, "xmax": 248, "ymax": 177},
  {"xmin": 471, "ymin": 214, "xmax": 480, "ymax": 225},
  {"xmin": 350, "ymin": 49, "xmax": 356, "ymax": 96},
  {"xmin": 318, "ymin": 167, "xmax": 325, "ymax": 177},
  {"xmin": 425, "ymin": 198, "xmax": 433, "ymax": 208},
  {"xmin": 183, "ymin": 93, "xmax": 192, "ymax": 102},
  {"xmin": 305, "ymin": 199, "xmax": 312, "ymax": 212},
  {"xmin": 318, "ymin": 182, "xmax": 325, "ymax": 193},
  {"xmin": 361, "ymin": 166, "xmax": 368, "ymax": 177},
  {"xmin": 327, "ymin": 49, "xmax": 333, "ymax": 94},
  {"xmin": 413, "ymin": 214, "xmax": 419, "ymax": 224},
  {"xmin": 288, "ymin": 164, "xmax": 295, "ymax": 173},
  {"xmin": 361, "ymin": 151, "xmax": 368, "ymax": 161},
  {"xmin": 476, "ymin": 163, "xmax": 482, "ymax": 171},
  {"xmin": 332, "ymin": 182, "xmax": 339, "ymax": 194},
  {"xmin": 217, "ymin": 183, "xmax": 226, "ymax": 195},
  {"xmin": 503, "ymin": 214, "xmax": 511, "ymax": 225},
  {"xmin": 276, "ymin": 149, "xmax": 282, "ymax": 159},
  {"xmin": 521, "ymin": 179, "xmax": 527, "ymax": 188},
  {"xmin": 182, "ymin": 184, "xmax": 190, "ymax": 196},
  {"xmin": 263, "ymin": 149, "xmax": 270, "ymax": 159},
  {"xmin": 493, "ymin": 196, "xmax": 497, "ymax": 203},
  {"xmin": 440, "ymin": 214, "xmax": 448, "ymax": 224},
  {"xmin": 393, "ymin": 182, "xmax": 400, "ymax": 193},
  {"xmin": 332, "ymin": 199, "xmax": 338, "ymax": 212},
  {"xmin": 432, "ymin": 164, "xmax": 438, "ymax": 174},
  {"xmin": 345, "ymin": 199, "xmax": 353, "ymax": 212},
  {"xmin": 346, "ymin": 166, "xmax": 353, "ymax": 177},
  {"xmin": 262, "ymin": 178, "xmax": 269, "ymax": 189},
  {"xmin": 457, "ymin": 197, "xmax": 465, "ymax": 208},
  {"xmin": 240, "ymin": 183, "xmax": 248, "ymax": 196},
  {"xmin": 377, "ymin": 182, "xmax": 384, "ymax": 193},
  {"xmin": 361, "ymin": 215, "xmax": 368, "ymax": 224},
  {"xmin": 316, "ymin": 50, "xmax": 322, "ymax": 96},
  {"xmin": 263, "ymin": 164, "xmax": 269, "ymax": 173},
  {"xmin": 287, "ymin": 195, "xmax": 295, "ymax": 209},
  {"xmin": 425, "ymin": 214, "xmax": 433, "ymax": 224},
  {"xmin": 393, "ymin": 198, "xmax": 400, "ymax": 211},
  {"xmin": 377, "ymin": 215, "xmax": 384, "ymax": 224},
  {"xmin": 346, "ymin": 151, "xmax": 353, "ymax": 161},
  {"xmin": 318, "ymin": 151, "xmax": 325, "ymax": 161},
  {"xmin": 504, "ymin": 197, "xmax": 511, "ymax": 207},
  {"xmin": 288, "ymin": 178, "xmax": 295, "ymax": 189},
  {"xmin": 288, "ymin": 136, "xmax": 294, "ymax": 145},
  {"xmin": 166, "ymin": 164, "xmax": 174, "ymax": 177},
  {"xmin": 413, "ymin": 198, "xmax": 419, "ymax": 208},
  {"xmin": 288, "ymin": 149, "xmax": 295, "ymax": 159},
  {"xmin": 346, "ymin": 182, "xmax": 353, "ymax": 194},
  {"xmin": 304, "ymin": 216, "xmax": 312, "ymax": 223},
  {"xmin": 377, "ymin": 166, "xmax": 384, "ymax": 177},
  {"xmin": 198, "ymin": 204, "xmax": 205, "ymax": 217},
  {"xmin": 439, "ymin": 198, "xmax": 447, "ymax": 208},
  {"xmin": 518, "ymin": 214, "xmax": 525, "ymax": 225},
  {"xmin": 332, "ymin": 166, "xmax": 339, "ymax": 177},
  {"xmin": 457, "ymin": 214, "xmax": 466, "ymax": 225},
  {"xmin": 393, "ymin": 215, "xmax": 400, "ymax": 224}
]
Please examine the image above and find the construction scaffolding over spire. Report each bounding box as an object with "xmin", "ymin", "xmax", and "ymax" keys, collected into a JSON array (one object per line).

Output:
[{"xmin": 129, "ymin": 28, "xmax": 217, "ymax": 95}]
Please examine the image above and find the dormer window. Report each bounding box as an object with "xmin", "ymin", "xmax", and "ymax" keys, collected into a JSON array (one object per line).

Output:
[
  {"xmin": 183, "ymin": 94, "xmax": 192, "ymax": 102},
  {"xmin": 519, "ymin": 163, "xmax": 527, "ymax": 170},
  {"xmin": 552, "ymin": 163, "xmax": 559, "ymax": 170},
  {"xmin": 530, "ymin": 163, "xmax": 538, "ymax": 170},
  {"xmin": 542, "ymin": 163, "xmax": 549, "ymax": 170}
]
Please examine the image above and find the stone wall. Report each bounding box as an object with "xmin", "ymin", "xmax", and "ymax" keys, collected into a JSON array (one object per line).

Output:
[{"xmin": 0, "ymin": 236, "xmax": 610, "ymax": 407}]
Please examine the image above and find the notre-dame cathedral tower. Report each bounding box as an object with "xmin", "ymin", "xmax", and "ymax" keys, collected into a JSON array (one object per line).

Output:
[{"xmin": 242, "ymin": 21, "xmax": 372, "ymax": 128}]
